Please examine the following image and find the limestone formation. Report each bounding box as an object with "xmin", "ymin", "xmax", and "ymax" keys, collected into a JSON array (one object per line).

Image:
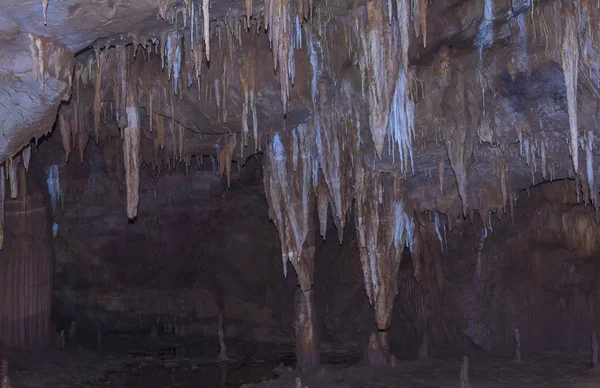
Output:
[
  {"xmin": 458, "ymin": 356, "xmax": 470, "ymax": 388},
  {"xmin": 514, "ymin": 327, "xmax": 522, "ymax": 364}
]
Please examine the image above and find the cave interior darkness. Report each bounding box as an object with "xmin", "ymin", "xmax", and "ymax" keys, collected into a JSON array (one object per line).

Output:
[{"xmin": 3, "ymin": 0, "xmax": 600, "ymax": 386}]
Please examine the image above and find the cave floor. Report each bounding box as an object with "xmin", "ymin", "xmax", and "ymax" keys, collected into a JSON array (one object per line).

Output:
[{"xmin": 2, "ymin": 336, "xmax": 600, "ymax": 387}]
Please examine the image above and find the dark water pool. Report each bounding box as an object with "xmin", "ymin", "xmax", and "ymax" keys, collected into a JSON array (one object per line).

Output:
[{"xmin": 102, "ymin": 361, "xmax": 278, "ymax": 387}]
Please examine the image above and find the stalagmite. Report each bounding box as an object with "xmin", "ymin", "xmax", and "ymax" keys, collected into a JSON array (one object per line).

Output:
[
  {"xmin": 8, "ymin": 157, "xmax": 18, "ymax": 200},
  {"xmin": 123, "ymin": 83, "xmax": 140, "ymax": 220},
  {"xmin": 1, "ymin": 360, "xmax": 11, "ymax": 388},
  {"xmin": 514, "ymin": 327, "xmax": 522, "ymax": 364},
  {"xmin": 418, "ymin": 334, "xmax": 429, "ymax": 359},
  {"xmin": 592, "ymin": 332, "xmax": 599, "ymax": 368},
  {"xmin": 458, "ymin": 356, "xmax": 471, "ymax": 388},
  {"xmin": 561, "ymin": 5, "xmax": 579, "ymax": 174},
  {"xmin": 217, "ymin": 308, "xmax": 228, "ymax": 360},
  {"xmin": 0, "ymin": 167, "xmax": 4, "ymax": 250}
]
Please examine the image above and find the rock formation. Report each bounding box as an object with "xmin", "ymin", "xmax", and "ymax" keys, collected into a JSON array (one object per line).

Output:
[{"xmin": 2, "ymin": 0, "xmax": 600, "ymax": 379}]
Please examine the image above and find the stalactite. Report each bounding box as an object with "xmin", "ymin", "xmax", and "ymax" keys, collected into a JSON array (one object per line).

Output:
[
  {"xmin": 541, "ymin": 138, "xmax": 547, "ymax": 180},
  {"xmin": 77, "ymin": 107, "xmax": 89, "ymax": 163},
  {"xmin": 218, "ymin": 135, "xmax": 237, "ymax": 188},
  {"xmin": 363, "ymin": 0, "xmax": 401, "ymax": 159},
  {"xmin": 203, "ymin": 0, "xmax": 210, "ymax": 61},
  {"xmin": 387, "ymin": 68, "xmax": 415, "ymax": 174},
  {"xmin": 245, "ymin": 0, "xmax": 252, "ymax": 27},
  {"xmin": 263, "ymin": 126, "xmax": 320, "ymax": 371},
  {"xmin": 123, "ymin": 83, "xmax": 140, "ymax": 220},
  {"xmin": 308, "ymin": 31, "xmax": 353, "ymax": 241},
  {"xmin": 177, "ymin": 123, "xmax": 184, "ymax": 159},
  {"xmin": 116, "ymin": 45, "xmax": 129, "ymax": 129},
  {"xmin": 22, "ymin": 147, "xmax": 31, "ymax": 172},
  {"xmin": 586, "ymin": 131, "xmax": 596, "ymax": 206},
  {"xmin": 267, "ymin": 0, "xmax": 294, "ymax": 116},
  {"xmin": 316, "ymin": 180, "xmax": 328, "ymax": 238},
  {"xmin": 501, "ymin": 167, "xmax": 507, "ymax": 212},
  {"xmin": 8, "ymin": 157, "xmax": 18, "ymax": 200},
  {"xmin": 41, "ymin": 0, "xmax": 48, "ymax": 25},
  {"xmin": 354, "ymin": 160, "xmax": 414, "ymax": 363},
  {"xmin": 240, "ymin": 73, "xmax": 249, "ymax": 145},
  {"xmin": 561, "ymin": 5, "xmax": 579, "ymax": 174},
  {"xmin": 157, "ymin": 114, "xmax": 165, "ymax": 148},
  {"xmin": 93, "ymin": 48, "xmax": 107, "ymax": 143},
  {"xmin": 263, "ymin": 126, "xmax": 314, "ymax": 283},
  {"xmin": 419, "ymin": 0, "xmax": 427, "ymax": 47},
  {"xmin": 28, "ymin": 34, "xmax": 46, "ymax": 93},
  {"xmin": 438, "ymin": 154, "xmax": 444, "ymax": 194}
]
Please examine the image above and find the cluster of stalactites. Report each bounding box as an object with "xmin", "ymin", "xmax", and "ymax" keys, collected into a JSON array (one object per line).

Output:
[
  {"xmin": 553, "ymin": 1, "xmax": 600, "ymax": 211},
  {"xmin": 123, "ymin": 83, "xmax": 140, "ymax": 220},
  {"xmin": 308, "ymin": 29, "xmax": 354, "ymax": 242},
  {"xmin": 158, "ymin": 0, "xmax": 210, "ymax": 62},
  {"xmin": 0, "ymin": 145, "xmax": 34, "ymax": 250},
  {"xmin": 27, "ymin": 33, "xmax": 73, "ymax": 95},
  {"xmin": 535, "ymin": 1, "xmax": 600, "ymax": 204},
  {"xmin": 360, "ymin": 0, "xmax": 418, "ymax": 168},
  {"xmin": 353, "ymin": 163, "xmax": 415, "ymax": 330},
  {"xmin": 263, "ymin": 125, "xmax": 315, "ymax": 287},
  {"xmin": 264, "ymin": 0, "xmax": 304, "ymax": 116},
  {"xmin": 240, "ymin": 49, "xmax": 259, "ymax": 152}
]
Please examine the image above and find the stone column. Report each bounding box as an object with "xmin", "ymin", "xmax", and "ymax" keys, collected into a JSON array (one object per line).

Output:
[
  {"xmin": 0, "ymin": 163, "xmax": 54, "ymax": 348},
  {"xmin": 354, "ymin": 169, "xmax": 414, "ymax": 365},
  {"xmin": 294, "ymin": 241, "xmax": 319, "ymax": 373},
  {"xmin": 263, "ymin": 127, "xmax": 321, "ymax": 373}
]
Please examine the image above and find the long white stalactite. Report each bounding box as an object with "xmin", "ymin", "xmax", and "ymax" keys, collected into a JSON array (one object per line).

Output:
[
  {"xmin": 123, "ymin": 84, "xmax": 140, "ymax": 220},
  {"xmin": 562, "ymin": 6, "xmax": 579, "ymax": 175}
]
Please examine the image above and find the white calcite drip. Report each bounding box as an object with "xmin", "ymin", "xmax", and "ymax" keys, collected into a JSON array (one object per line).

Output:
[
  {"xmin": 265, "ymin": 0, "xmax": 295, "ymax": 115},
  {"xmin": 46, "ymin": 164, "xmax": 61, "ymax": 214},
  {"xmin": 354, "ymin": 162, "xmax": 415, "ymax": 334},
  {"xmin": 263, "ymin": 125, "xmax": 315, "ymax": 286},
  {"xmin": 123, "ymin": 84, "xmax": 140, "ymax": 220},
  {"xmin": 386, "ymin": 68, "xmax": 415, "ymax": 174},
  {"xmin": 561, "ymin": 5, "xmax": 579, "ymax": 174}
]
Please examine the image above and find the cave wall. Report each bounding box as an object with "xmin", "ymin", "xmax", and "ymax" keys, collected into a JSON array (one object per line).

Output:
[
  {"xmin": 34, "ymin": 135, "xmax": 298, "ymax": 343},
  {"xmin": 395, "ymin": 181, "xmax": 600, "ymax": 357},
  {"xmin": 0, "ymin": 161, "xmax": 54, "ymax": 348},
  {"xmin": 311, "ymin": 180, "xmax": 600, "ymax": 358},
  {"xmin": 31, "ymin": 130, "xmax": 600, "ymax": 357}
]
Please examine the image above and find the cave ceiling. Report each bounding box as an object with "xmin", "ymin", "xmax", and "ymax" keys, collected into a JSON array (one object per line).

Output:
[{"xmin": 0, "ymin": 0, "xmax": 599, "ymax": 244}]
